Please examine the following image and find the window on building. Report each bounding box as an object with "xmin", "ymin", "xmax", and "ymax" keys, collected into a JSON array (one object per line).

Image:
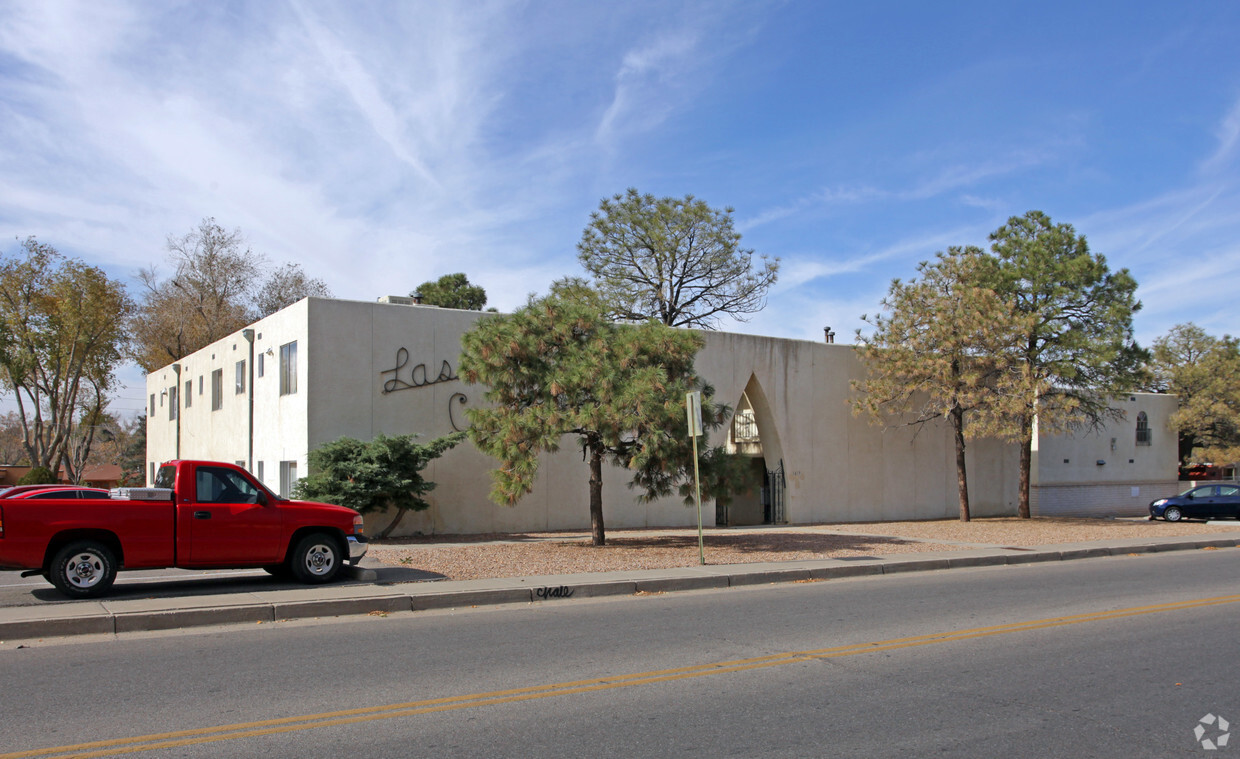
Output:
[
  {"xmin": 731, "ymin": 409, "xmax": 759, "ymax": 442},
  {"xmin": 199, "ymin": 375, "xmax": 204, "ymax": 396},
  {"xmin": 280, "ymin": 341, "xmax": 298, "ymax": 395},
  {"xmin": 257, "ymin": 461, "xmax": 265, "ymax": 483},
  {"xmin": 168, "ymin": 385, "xmax": 178, "ymax": 420},
  {"xmin": 211, "ymin": 369, "xmax": 223, "ymax": 411},
  {"xmin": 279, "ymin": 460, "xmax": 298, "ymax": 498},
  {"xmin": 235, "ymin": 360, "xmax": 246, "ymax": 394},
  {"xmin": 149, "ymin": 462, "xmax": 155, "ymax": 485},
  {"xmin": 149, "ymin": 394, "xmax": 155, "ymax": 417},
  {"xmin": 184, "ymin": 380, "xmax": 192, "ymax": 408},
  {"xmin": 258, "ymin": 352, "xmax": 264, "ymax": 378},
  {"xmin": 1136, "ymin": 411, "xmax": 1151, "ymax": 446}
]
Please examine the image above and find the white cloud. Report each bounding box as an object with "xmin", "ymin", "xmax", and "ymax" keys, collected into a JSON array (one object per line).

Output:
[
  {"xmin": 595, "ymin": 30, "xmax": 701, "ymax": 147},
  {"xmin": 740, "ymin": 148, "xmax": 1051, "ymax": 231},
  {"xmin": 290, "ymin": 3, "xmax": 441, "ymax": 189},
  {"xmin": 1201, "ymin": 94, "xmax": 1240, "ymax": 173}
]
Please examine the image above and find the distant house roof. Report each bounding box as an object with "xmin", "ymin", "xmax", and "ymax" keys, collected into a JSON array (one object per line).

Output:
[{"xmin": 77, "ymin": 464, "xmax": 124, "ymax": 482}]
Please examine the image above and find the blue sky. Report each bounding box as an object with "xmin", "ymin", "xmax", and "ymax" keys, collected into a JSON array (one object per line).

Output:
[{"xmin": 2, "ymin": 1, "xmax": 1238, "ymax": 419}]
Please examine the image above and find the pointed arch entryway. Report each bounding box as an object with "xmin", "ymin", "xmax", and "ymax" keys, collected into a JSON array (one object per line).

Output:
[{"xmin": 717, "ymin": 374, "xmax": 787, "ymax": 526}]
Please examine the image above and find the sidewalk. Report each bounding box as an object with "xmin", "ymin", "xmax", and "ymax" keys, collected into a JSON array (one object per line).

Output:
[{"xmin": 3, "ymin": 530, "xmax": 1239, "ymax": 643}]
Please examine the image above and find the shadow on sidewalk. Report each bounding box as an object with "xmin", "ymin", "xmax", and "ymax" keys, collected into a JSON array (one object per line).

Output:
[{"xmin": 12, "ymin": 565, "xmax": 446, "ymax": 605}]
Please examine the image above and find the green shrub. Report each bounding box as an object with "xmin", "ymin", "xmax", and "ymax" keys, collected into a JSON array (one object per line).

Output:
[{"xmin": 17, "ymin": 466, "xmax": 57, "ymax": 485}]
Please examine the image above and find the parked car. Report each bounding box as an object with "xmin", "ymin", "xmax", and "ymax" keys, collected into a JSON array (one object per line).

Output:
[
  {"xmin": 1149, "ymin": 484, "xmax": 1240, "ymax": 521},
  {"xmin": 8, "ymin": 487, "xmax": 111, "ymax": 500},
  {"xmin": 0, "ymin": 484, "xmax": 92, "ymax": 499}
]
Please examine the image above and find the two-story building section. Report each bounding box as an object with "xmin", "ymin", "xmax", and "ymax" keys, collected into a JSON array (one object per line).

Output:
[{"xmin": 145, "ymin": 297, "xmax": 1181, "ymax": 536}]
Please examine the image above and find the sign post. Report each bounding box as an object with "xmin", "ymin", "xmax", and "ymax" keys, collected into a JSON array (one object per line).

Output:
[{"xmin": 686, "ymin": 391, "xmax": 705, "ymax": 565}]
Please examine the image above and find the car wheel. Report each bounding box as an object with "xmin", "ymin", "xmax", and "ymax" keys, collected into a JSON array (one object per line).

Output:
[
  {"xmin": 49, "ymin": 540, "xmax": 118, "ymax": 598},
  {"xmin": 288, "ymin": 533, "xmax": 341, "ymax": 584},
  {"xmin": 1164, "ymin": 506, "xmax": 1183, "ymax": 522}
]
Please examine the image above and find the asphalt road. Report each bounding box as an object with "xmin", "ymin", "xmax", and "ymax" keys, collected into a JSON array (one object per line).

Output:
[{"xmin": 2, "ymin": 550, "xmax": 1238, "ymax": 758}]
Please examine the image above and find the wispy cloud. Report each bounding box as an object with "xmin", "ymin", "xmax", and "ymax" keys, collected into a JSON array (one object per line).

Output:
[
  {"xmin": 289, "ymin": 3, "xmax": 441, "ymax": 189},
  {"xmin": 777, "ymin": 225, "xmax": 985, "ymax": 290},
  {"xmin": 1201, "ymin": 94, "xmax": 1240, "ymax": 173},
  {"xmin": 741, "ymin": 149, "xmax": 1052, "ymax": 231},
  {"xmin": 595, "ymin": 30, "xmax": 701, "ymax": 147}
]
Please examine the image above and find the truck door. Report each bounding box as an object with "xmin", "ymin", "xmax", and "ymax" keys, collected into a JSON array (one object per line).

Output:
[{"xmin": 182, "ymin": 464, "xmax": 284, "ymax": 565}]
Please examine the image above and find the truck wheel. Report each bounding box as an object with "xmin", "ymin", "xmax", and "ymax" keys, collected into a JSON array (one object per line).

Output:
[
  {"xmin": 49, "ymin": 541, "xmax": 118, "ymax": 598},
  {"xmin": 289, "ymin": 533, "xmax": 341, "ymax": 584}
]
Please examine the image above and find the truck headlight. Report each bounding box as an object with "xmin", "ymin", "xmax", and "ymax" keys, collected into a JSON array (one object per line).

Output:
[{"xmin": 352, "ymin": 514, "xmax": 365, "ymax": 535}]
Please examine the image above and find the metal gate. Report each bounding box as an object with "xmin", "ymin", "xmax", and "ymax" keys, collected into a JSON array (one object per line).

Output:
[{"xmin": 765, "ymin": 460, "xmax": 787, "ymax": 524}]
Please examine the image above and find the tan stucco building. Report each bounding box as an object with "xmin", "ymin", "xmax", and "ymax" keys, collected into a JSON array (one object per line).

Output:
[{"xmin": 145, "ymin": 297, "xmax": 1181, "ymax": 535}]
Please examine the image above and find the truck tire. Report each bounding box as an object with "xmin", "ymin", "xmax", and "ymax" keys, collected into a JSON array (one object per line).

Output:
[
  {"xmin": 288, "ymin": 533, "xmax": 341, "ymax": 584},
  {"xmin": 49, "ymin": 540, "xmax": 118, "ymax": 598}
]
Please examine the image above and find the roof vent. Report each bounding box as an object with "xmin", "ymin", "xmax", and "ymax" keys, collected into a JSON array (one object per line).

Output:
[{"xmin": 377, "ymin": 295, "xmax": 414, "ymax": 306}]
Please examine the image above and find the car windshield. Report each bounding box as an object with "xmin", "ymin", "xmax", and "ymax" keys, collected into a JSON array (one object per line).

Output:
[{"xmin": 1177, "ymin": 486, "xmax": 1213, "ymax": 498}]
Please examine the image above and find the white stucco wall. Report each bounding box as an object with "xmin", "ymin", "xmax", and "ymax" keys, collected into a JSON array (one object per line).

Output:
[
  {"xmin": 694, "ymin": 332, "xmax": 1020, "ymax": 523},
  {"xmin": 145, "ymin": 304, "xmax": 309, "ymax": 490},
  {"xmin": 147, "ymin": 297, "xmax": 1175, "ymax": 533},
  {"xmin": 1030, "ymin": 392, "xmax": 1180, "ymax": 516}
]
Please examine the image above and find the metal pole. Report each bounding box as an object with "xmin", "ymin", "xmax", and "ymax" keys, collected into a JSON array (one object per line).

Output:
[
  {"xmin": 693, "ymin": 430, "xmax": 704, "ymax": 565},
  {"xmin": 242, "ymin": 329, "xmax": 255, "ymax": 472},
  {"xmin": 687, "ymin": 390, "xmax": 705, "ymax": 565},
  {"xmin": 171, "ymin": 363, "xmax": 181, "ymax": 459}
]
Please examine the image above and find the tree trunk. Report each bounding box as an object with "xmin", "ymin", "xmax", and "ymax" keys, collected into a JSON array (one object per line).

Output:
[
  {"xmin": 377, "ymin": 507, "xmax": 407, "ymax": 539},
  {"xmin": 588, "ymin": 440, "xmax": 606, "ymax": 546},
  {"xmin": 1018, "ymin": 425, "xmax": 1033, "ymax": 519},
  {"xmin": 950, "ymin": 405, "xmax": 970, "ymax": 522}
]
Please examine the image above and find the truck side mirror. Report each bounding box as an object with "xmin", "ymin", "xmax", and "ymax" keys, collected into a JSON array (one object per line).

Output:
[{"xmin": 256, "ymin": 491, "xmax": 268, "ymax": 506}]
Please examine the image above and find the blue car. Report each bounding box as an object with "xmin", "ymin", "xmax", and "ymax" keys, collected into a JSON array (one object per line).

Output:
[{"xmin": 1150, "ymin": 484, "xmax": 1240, "ymax": 521}]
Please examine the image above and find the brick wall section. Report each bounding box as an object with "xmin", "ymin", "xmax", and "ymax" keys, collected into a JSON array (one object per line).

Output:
[{"xmin": 1032, "ymin": 481, "xmax": 1184, "ymax": 518}]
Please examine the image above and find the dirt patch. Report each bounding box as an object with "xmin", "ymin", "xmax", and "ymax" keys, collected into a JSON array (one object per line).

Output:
[{"xmin": 367, "ymin": 517, "xmax": 1239, "ymax": 581}]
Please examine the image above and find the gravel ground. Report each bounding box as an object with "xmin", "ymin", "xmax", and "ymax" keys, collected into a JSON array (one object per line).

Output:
[{"xmin": 366, "ymin": 517, "xmax": 1240, "ymax": 581}]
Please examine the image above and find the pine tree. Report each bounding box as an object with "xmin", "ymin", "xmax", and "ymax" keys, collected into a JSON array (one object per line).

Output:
[
  {"xmin": 459, "ymin": 279, "xmax": 734, "ymax": 545},
  {"xmin": 854, "ymin": 247, "xmax": 1028, "ymax": 521},
  {"xmin": 979, "ymin": 211, "xmax": 1144, "ymax": 518}
]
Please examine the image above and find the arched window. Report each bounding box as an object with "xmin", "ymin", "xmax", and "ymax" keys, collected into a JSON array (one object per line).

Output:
[{"xmin": 1136, "ymin": 411, "xmax": 1151, "ymax": 446}]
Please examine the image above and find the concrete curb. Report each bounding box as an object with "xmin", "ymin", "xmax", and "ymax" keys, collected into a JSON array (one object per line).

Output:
[{"xmin": 3, "ymin": 535, "xmax": 1239, "ymax": 642}]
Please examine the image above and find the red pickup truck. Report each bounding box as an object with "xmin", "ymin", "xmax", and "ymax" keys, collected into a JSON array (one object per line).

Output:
[{"xmin": 0, "ymin": 460, "xmax": 366, "ymax": 598}]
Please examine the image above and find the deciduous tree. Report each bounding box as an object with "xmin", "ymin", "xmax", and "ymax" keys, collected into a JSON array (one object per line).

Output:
[
  {"xmin": 854, "ymin": 247, "xmax": 1029, "ymax": 521},
  {"xmin": 131, "ymin": 219, "xmax": 336, "ymax": 369},
  {"xmin": 978, "ymin": 211, "xmax": 1144, "ymax": 518},
  {"xmin": 294, "ymin": 432, "xmax": 465, "ymax": 538},
  {"xmin": 459, "ymin": 279, "xmax": 735, "ymax": 545},
  {"xmin": 130, "ymin": 218, "xmax": 260, "ymax": 370},
  {"xmin": 0, "ymin": 237, "xmax": 132, "ymax": 475},
  {"xmin": 254, "ymin": 263, "xmax": 332, "ymax": 317},
  {"xmin": 0, "ymin": 411, "xmax": 28, "ymax": 465},
  {"xmin": 1146, "ymin": 323, "xmax": 1240, "ymax": 464},
  {"xmin": 577, "ymin": 188, "xmax": 779, "ymax": 328}
]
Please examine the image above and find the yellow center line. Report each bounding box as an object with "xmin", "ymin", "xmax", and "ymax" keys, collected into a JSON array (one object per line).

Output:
[{"xmin": 8, "ymin": 592, "xmax": 1240, "ymax": 759}]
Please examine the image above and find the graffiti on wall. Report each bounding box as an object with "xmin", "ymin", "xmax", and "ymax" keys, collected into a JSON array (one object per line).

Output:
[
  {"xmin": 380, "ymin": 347, "xmax": 471, "ymax": 430},
  {"xmin": 380, "ymin": 347, "xmax": 458, "ymax": 394}
]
